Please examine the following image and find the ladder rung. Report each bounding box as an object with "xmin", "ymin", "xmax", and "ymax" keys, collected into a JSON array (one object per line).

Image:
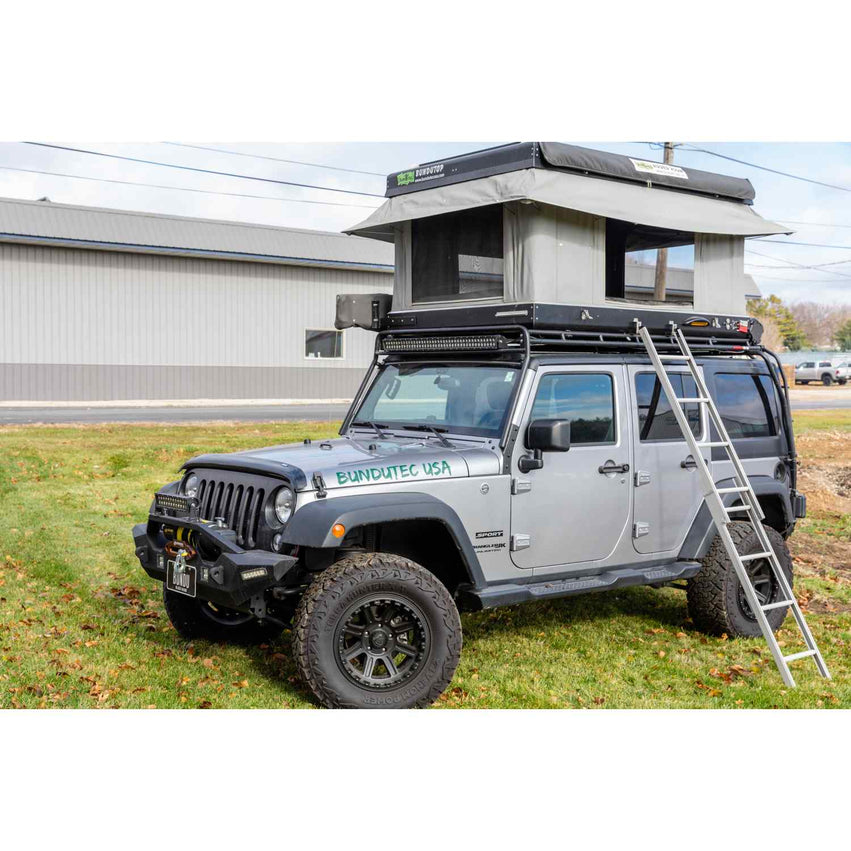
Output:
[
  {"xmin": 698, "ymin": 441, "xmax": 729, "ymax": 448},
  {"xmin": 783, "ymin": 649, "xmax": 818, "ymax": 664},
  {"xmin": 717, "ymin": 486, "xmax": 749, "ymax": 494},
  {"xmin": 676, "ymin": 397, "xmax": 709, "ymax": 404},
  {"xmin": 725, "ymin": 505, "xmax": 753, "ymax": 514},
  {"xmin": 740, "ymin": 551, "xmax": 773, "ymax": 562},
  {"xmin": 658, "ymin": 355, "xmax": 690, "ymax": 361},
  {"xmin": 762, "ymin": 599, "xmax": 793, "ymax": 612}
]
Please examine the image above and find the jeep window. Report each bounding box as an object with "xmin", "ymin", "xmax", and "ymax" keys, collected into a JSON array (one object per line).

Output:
[
  {"xmin": 305, "ymin": 329, "xmax": 343, "ymax": 359},
  {"xmin": 635, "ymin": 373, "xmax": 701, "ymax": 441},
  {"xmin": 355, "ymin": 363, "xmax": 518, "ymax": 438},
  {"xmin": 530, "ymin": 373, "xmax": 615, "ymax": 445},
  {"xmin": 411, "ymin": 205, "xmax": 504, "ymax": 304},
  {"xmin": 715, "ymin": 373, "xmax": 779, "ymax": 439}
]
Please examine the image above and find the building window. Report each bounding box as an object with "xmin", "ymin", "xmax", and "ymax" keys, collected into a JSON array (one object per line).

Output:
[
  {"xmin": 305, "ymin": 329, "xmax": 344, "ymax": 360},
  {"xmin": 714, "ymin": 373, "xmax": 779, "ymax": 438},
  {"xmin": 635, "ymin": 373, "xmax": 701, "ymax": 441},
  {"xmin": 530, "ymin": 373, "xmax": 616, "ymax": 445},
  {"xmin": 411, "ymin": 205, "xmax": 504, "ymax": 304}
]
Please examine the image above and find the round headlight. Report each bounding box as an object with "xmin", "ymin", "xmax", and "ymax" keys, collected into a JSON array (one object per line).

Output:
[
  {"xmin": 273, "ymin": 486, "xmax": 294, "ymax": 524},
  {"xmin": 183, "ymin": 472, "xmax": 199, "ymax": 498}
]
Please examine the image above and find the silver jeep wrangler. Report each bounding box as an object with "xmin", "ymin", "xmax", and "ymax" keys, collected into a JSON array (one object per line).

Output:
[{"xmin": 133, "ymin": 322, "xmax": 802, "ymax": 708}]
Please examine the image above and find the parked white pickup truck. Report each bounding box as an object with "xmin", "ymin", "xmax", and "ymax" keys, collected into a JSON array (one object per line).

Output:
[{"xmin": 795, "ymin": 360, "xmax": 849, "ymax": 385}]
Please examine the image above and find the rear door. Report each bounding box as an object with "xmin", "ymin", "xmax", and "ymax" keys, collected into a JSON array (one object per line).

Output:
[{"xmin": 628, "ymin": 366, "xmax": 707, "ymax": 555}]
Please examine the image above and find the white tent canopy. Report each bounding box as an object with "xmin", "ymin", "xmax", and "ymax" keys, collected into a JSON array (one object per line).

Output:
[{"xmin": 347, "ymin": 167, "xmax": 789, "ymax": 241}]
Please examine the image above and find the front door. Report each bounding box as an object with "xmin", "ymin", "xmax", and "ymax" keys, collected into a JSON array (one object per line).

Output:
[
  {"xmin": 510, "ymin": 365, "xmax": 631, "ymax": 570},
  {"xmin": 628, "ymin": 366, "xmax": 708, "ymax": 555}
]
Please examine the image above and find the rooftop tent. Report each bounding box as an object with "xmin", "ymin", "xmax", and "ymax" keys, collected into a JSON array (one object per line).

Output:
[{"xmin": 345, "ymin": 142, "xmax": 789, "ymax": 318}]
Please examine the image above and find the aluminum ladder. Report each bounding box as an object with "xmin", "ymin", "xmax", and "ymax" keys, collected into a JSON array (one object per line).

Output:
[{"xmin": 638, "ymin": 324, "xmax": 830, "ymax": 687}]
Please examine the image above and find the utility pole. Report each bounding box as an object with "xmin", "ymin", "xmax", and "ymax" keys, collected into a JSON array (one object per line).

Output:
[{"xmin": 653, "ymin": 142, "xmax": 676, "ymax": 302}]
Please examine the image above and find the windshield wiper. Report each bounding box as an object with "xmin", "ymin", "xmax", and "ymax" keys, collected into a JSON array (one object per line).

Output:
[
  {"xmin": 401, "ymin": 424, "xmax": 453, "ymax": 448},
  {"xmin": 351, "ymin": 420, "xmax": 389, "ymax": 440}
]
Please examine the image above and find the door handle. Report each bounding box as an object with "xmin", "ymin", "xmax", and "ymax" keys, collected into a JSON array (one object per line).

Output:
[
  {"xmin": 598, "ymin": 462, "xmax": 630, "ymax": 475},
  {"xmin": 680, "ymin": 455, "xmax": 699, "ymax": 470}
]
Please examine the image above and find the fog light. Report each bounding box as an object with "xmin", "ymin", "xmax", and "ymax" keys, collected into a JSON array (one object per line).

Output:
[
  {"xmin": 331, "ymin": 523, "xmax": 346, "ymax": 538},
  {"xmin": 241, "ymin": 567, "xmax": 268, "ymax": 581}
]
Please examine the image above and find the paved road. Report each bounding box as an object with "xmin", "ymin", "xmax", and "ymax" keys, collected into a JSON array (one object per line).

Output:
[
  {"xmin": 0, "ymin": 403, "xmax": 352, "ymax": 425},
  {"xmin": 1, "ymin": 391, "xmax": 849, "ymax": 425}
]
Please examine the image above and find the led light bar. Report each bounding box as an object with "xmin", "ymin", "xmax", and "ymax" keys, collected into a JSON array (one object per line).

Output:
[
  {"xmin": 155, "ymin": 493, "xmax": 196, "ymax": 515},
  {"xmin": 381, "ymin": 334, "xmax": 505, "ymax": 353}
]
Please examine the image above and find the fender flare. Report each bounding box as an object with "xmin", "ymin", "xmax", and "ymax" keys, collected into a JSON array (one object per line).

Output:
[
  {"xmin": 679, "ymin": 476, "xmax": 794, "ymax": 561},
  {"xmin": 281, "ymin": 492, "xmax": 485, "ymax": 586}
]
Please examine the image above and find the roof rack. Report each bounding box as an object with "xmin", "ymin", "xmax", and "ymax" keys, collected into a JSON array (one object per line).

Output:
[{"xmin": 377, "ymin": 324, "xmax": 762, "ymax": 359}]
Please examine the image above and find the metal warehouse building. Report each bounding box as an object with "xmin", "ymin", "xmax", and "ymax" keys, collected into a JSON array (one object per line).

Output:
[{"xmin": 0, "ymin": 197, "xmax": 393, "ymax": 402}]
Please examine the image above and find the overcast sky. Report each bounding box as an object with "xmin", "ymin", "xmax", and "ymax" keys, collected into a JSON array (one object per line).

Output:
[{"xmin": 1, "ymin": 141, "xmax": 849, "ymax": 305}]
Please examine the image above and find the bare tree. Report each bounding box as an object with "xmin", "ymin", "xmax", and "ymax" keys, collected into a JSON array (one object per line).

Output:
[
  {"xmin": 788, "ymin": 301, "xmax": 851, "ymax": 349},
  {"xmin": 759, "ymin": 314, "xmax": 785, "ymax": 352}
]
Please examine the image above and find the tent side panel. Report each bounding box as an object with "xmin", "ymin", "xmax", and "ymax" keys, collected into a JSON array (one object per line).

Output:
[{"xmin": 694, "ymin": 235, "xmax": 746, "ymax": 315}]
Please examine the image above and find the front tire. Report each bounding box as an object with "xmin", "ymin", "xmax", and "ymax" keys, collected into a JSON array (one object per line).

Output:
[
  {"xmin": 163, "ymin": 587, "xmax": 283, "ymax": 644},
  {"xmin": 293, "ymin": 553, "xmax": 462, "ymax": 708},
  {"xmin": 687, "ymin": 522, "xmax": 793, "ymax": 638}
]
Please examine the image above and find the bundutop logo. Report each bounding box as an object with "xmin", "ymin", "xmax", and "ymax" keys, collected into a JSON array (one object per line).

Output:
[{"xmin": 397, "ymin": 170, "xmax": 415, "ymax": 187}]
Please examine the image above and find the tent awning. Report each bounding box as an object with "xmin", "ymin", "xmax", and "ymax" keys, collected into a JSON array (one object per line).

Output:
[{"xmin": 347, "ymin": 168, "xmax": 790, "ymax": 242}]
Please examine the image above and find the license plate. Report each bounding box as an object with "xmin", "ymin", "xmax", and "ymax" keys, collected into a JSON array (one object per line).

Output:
[{"xmin": 166, "ymin": 559, "xmax": 197, "ymax": 598}]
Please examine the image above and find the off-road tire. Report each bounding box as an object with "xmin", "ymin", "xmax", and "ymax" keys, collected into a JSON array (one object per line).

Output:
[
  {"xmin": 162, "ymin": 587, "xmax": 283, "ymax": 644},
  {"xmin": 687, "ymin": 521, "xmax": 793, "ymax": 638},
  {"xmin": 839, "ymin": 379, "xmax": 847, "ymax": 386},
  {"xmin": 293, "ymin": 552, "xmax": 462, "ymax": 709},
  {"xmin": 822, "ymin": 373, "xmax": 833, "ymax": 386}
]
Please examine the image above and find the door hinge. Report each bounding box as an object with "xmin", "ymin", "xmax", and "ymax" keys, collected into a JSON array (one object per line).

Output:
[
  {"xmin": 510, "ymin": 533, "xmax": 531, "ymax": 552},
  {"xmin": 511, "ymin": 478, "xmax": 532, "ymax": 495},
  {"xmin": 634, "ymin": 470, "xmax": 651, "ymax": 487},
  {"xmin": 633, "ymin": 522, "xmax": 650, "ymax": 539}
]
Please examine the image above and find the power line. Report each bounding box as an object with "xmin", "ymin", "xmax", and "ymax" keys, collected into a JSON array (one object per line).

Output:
[
  {"xmin": 745, "ymin": 247, "xmax": 851, "ymax": 280},
  {"xmin": 162, "ymin": 142, "xmax": 385, "ymax": 177},
  {"xmin": 755, "ymin": 238, "xmax": 851, "ymax": 250},
  {"xmin": 778, "ymin": 220, "xmax": 851, "ymax": 230},
  {"xmin": 21, "ymin": 142, "xmax": 385, "ymax": 198},
  {"xmin": 0, "ymin": 164, "xmax": 382, "ymax": 209},
  {"xmin": 678, "ymin": 144, "xmax": 851, "ymax": 193},
  {"xmin": 746, "ymin": 272, "xmax": 851, "ymax": 284}
]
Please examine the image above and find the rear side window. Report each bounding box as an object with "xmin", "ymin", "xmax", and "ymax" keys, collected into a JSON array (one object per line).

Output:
[
  {"xmin": 530, "ymin": 373, "xmax": 615, "ymax": 445},
  {"xmin": 635, "ymin": 373, "xmax": 701, "ymax": 441},
  {"xmin": 819, "ymin": 361, "xmax": 832, "ymax": 368},
  {"xmin": 714, "ymin": 374, "xmax": 779, "ymax": 439}
]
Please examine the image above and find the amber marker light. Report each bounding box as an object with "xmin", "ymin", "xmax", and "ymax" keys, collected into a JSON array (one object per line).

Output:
[{"xmin": 331, "ymin": 524, "xmax": 346, "ymax": 538}]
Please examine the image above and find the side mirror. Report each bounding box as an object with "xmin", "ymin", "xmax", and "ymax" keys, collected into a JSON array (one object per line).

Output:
[
  {"xmin": 518, "ymin": 419, "xmax": 571, "ymax": 473},
  {"xmin": 526, "ymin": 419, "xmax": 571, "ymax": 452}
]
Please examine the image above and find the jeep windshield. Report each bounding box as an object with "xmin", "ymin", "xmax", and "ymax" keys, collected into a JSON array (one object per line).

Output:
[{"xmin": 351, "ymin": 363, "xmax": 519, "ymax": 438}]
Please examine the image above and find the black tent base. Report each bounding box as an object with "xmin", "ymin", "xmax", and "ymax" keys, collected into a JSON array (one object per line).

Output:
[{"xmin": 383, "ymin": 302, "xmax": 761, "ymax": 345}]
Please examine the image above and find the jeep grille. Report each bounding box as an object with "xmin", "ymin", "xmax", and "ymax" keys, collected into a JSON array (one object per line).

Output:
[{"xmin": 196, "ymin": 477, "xmax": 265, "ymax": 548}]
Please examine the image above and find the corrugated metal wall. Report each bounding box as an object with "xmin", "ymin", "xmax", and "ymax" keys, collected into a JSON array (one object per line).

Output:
[{"xmin": 0, "ymin": 243, "xmax": 392, "ymax": 401}]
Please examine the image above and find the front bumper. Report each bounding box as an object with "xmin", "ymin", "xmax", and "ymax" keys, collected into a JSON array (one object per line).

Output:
[{"xmin": 133, "ymin": 513, "xmax": 297, "ymax": 611}]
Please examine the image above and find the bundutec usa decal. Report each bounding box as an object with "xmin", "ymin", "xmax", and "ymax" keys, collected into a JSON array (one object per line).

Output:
[{"xmin": 334, "ymin": 459, "xmax": 456, "ymax": 487}]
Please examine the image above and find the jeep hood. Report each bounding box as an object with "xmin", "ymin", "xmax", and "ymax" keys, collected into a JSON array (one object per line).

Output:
[{"xmin": 185, "ymin": 436, "xmax": 500, "ymax": 491}]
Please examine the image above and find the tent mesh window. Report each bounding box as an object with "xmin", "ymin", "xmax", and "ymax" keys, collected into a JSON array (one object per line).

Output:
[
  {"xmin": 605, "ymin": 219, "xmax": 695, "ymax": 304},
  {"xmin": 411, "ymin": 205, "xmax": 504, "ymax": 304}
]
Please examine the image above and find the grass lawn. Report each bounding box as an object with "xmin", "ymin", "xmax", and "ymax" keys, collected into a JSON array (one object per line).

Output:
[{"xmin": 1, "ymin": 412, "xmax": 849, "ymax": 709}]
